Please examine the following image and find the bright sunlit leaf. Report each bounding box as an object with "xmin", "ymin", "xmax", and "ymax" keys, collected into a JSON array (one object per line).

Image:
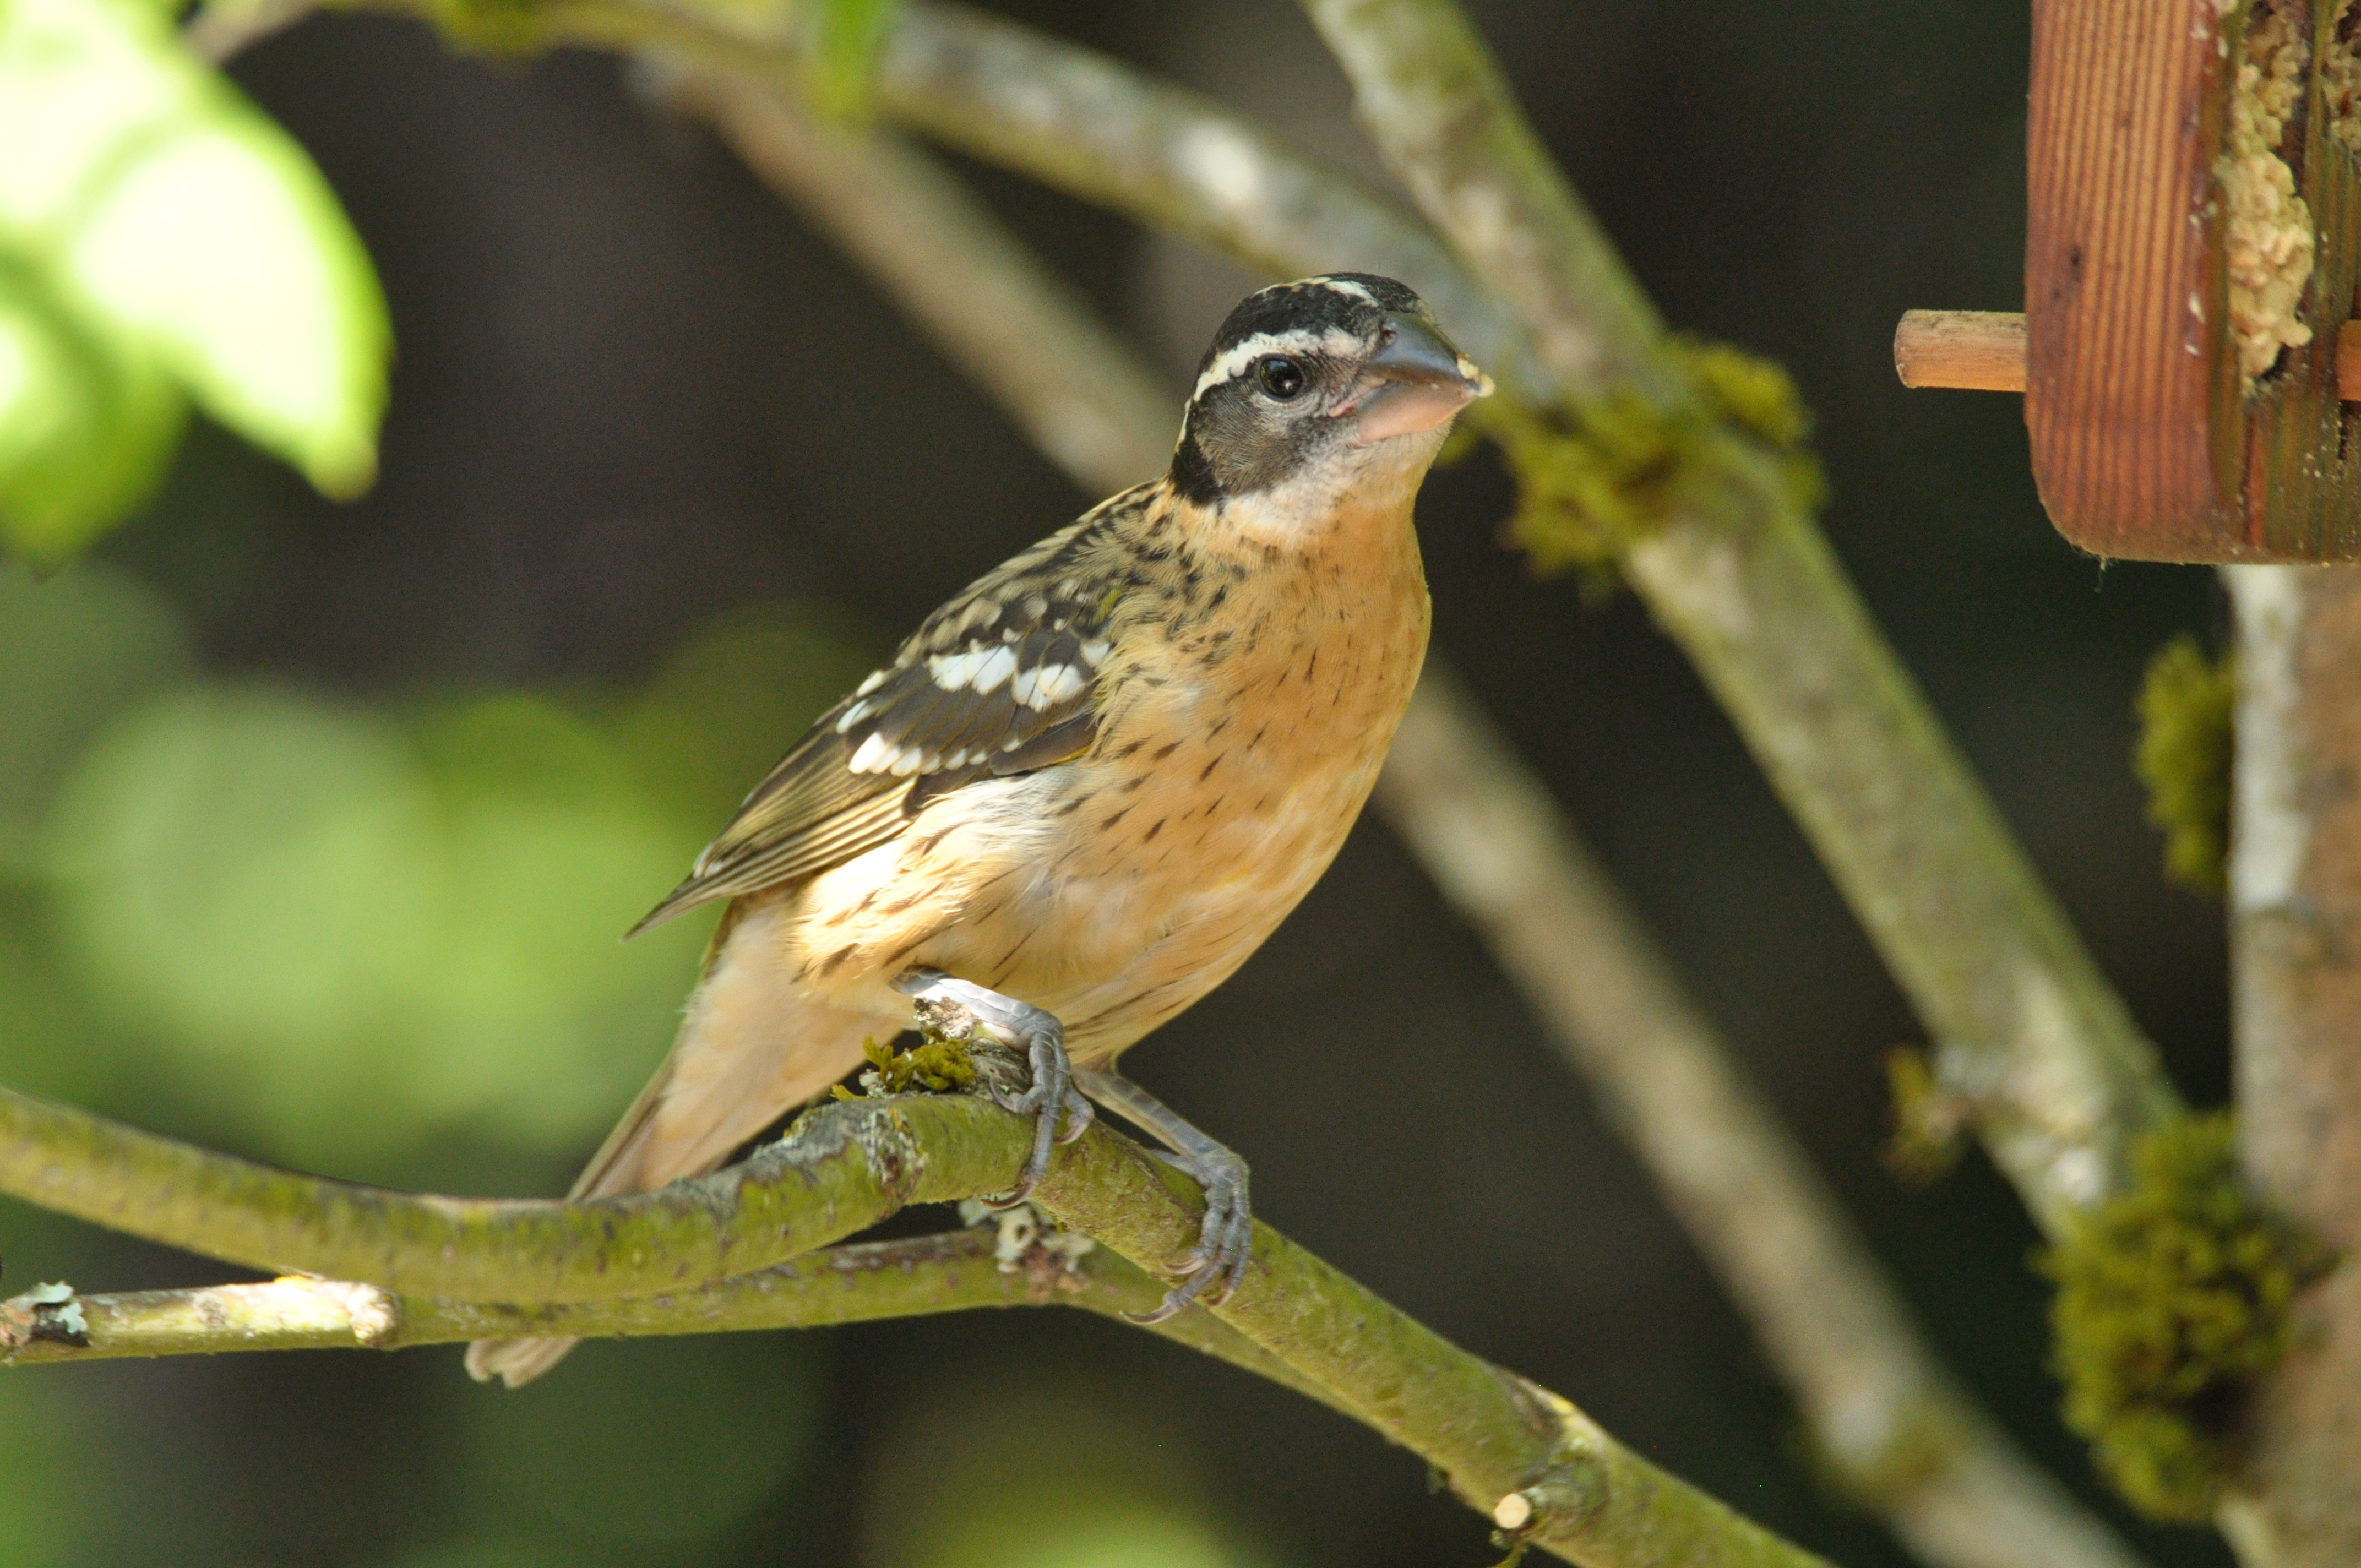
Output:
[
  {"xmin": 0, "ymin": 280, "xmax": 184, "ymax": 568},
  {"xmin": 0, "ymin": 0, "xmax": 389, "ymax": 563},
  {"xmin": 60, "ymin": 113, "xmax": 389, "ymax": 498},
  {"xmin": 0, "ymin": 0, "xmax": 209, "ymax": 238}
]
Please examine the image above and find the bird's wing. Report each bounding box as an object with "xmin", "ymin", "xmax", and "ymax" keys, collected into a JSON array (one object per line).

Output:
[{"xmin": 628, "ymin": 492, "xmax": 1151, "ymax": 935}]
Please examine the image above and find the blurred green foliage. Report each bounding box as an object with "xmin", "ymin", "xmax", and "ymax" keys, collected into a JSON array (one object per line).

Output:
[
  {"xmin": 446, "ymin": 1333, "xmax": 822, "ymax": 1544},
  {"xmin": 0, "ymin": 560, "xmax": 873, "ymax": 1172},
  {"xmin": 0, "ymin": 564, "xmax": 888, "ymax": 1561},
  {"xmin": 0, "ymin": 0, "xmax": 388, "ymax": 567},
  {"xmin": 0, "ymin": 1370, "xmax": 93, "ymax": 1568},
  {"xmin": 862, "ymin": 1374, "xmax": 1274, "ymax": 1568}
]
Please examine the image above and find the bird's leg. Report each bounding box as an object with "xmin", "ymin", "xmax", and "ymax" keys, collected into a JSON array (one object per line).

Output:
[
  {"xmin": 1070, "ymin": 1065, "xmax": 1252, "ymax": 1322},
  {"xmin": 892, "ymin": 968, "xmax": 1092, "ymax": 1204}
]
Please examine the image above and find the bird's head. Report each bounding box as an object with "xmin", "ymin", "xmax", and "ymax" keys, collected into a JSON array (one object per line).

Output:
[{"xmin": 1169, "ymin": 274, "xmax": 1493, "ymax": 514}]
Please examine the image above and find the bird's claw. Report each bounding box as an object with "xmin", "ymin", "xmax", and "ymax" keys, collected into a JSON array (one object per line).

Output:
[
  {"xmin": 1127, "ymin": 1142, "xmax": 1252, "ymax": 1324},
  {"xmin": 894, "ymin": 967, "xmax": 1085, "ymax": 1207},
  {"xmin": 979, "ymin": 1074, "xmax": 1092, "ymax": 1208}
]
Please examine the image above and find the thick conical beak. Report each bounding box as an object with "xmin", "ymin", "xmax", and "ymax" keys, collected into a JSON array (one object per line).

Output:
[{"xmin": 1340, "ymin": 312, "xmax": 1493, "ymax": 444}]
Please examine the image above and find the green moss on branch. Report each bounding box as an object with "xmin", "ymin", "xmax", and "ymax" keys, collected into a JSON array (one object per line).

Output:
[
  {"xmin": 2134, "ymin": 637, "xmax": 2236, "ymax": 896},
  {"xmin": 1478, "ymin": 340, "xmax": 1824, "ymax": 577},
  {"xmin": 2041, "ymin": 1113, "xmax": 2326, "ymax": 1521}
]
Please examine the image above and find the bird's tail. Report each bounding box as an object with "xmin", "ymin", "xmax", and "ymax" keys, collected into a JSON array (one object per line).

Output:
[{"xmin": 464, "ymin": 898, "xmax": 882, "ymax": 1388}]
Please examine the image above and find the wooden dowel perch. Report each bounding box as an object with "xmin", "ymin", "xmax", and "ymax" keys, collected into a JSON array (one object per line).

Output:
[
  {"xmin": 1894, "ymin": 311, "xmax": 2031, "ymax": 392},
  {"xmin": 1895, "ymin": 310, "xmax": 2361, "ymax": 400}
]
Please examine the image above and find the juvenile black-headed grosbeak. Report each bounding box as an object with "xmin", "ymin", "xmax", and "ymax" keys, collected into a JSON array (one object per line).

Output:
[{"xmin": 469, "ymin": 275, "xmax": 1489, "ymax": 1386}]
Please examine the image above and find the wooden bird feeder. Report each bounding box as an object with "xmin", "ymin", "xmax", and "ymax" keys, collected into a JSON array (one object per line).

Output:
[{"xmin": 1895, "ymin": 0, "xmax": 2361, "ymax": 562}]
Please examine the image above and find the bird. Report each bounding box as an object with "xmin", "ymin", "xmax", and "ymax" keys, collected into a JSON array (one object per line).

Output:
[{"xmin": 466, "ymin": 273, "xmax": 1490, "ymax": 1387}]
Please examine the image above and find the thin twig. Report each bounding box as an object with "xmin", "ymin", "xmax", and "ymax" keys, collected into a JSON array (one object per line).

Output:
[
  {"xmin": 666, "ymin": 74, "xmax": 2146, "ymax": 1568},
  {"xmin": 1, "ymin": 1228, "xmax": 1347, "ymax": 1413}
]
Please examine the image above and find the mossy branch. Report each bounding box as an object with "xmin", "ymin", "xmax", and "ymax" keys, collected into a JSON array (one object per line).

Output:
[
  {"xmin": 0, "ymin": 1080, "xmax": 1001, "ymax": 1301},
  {"xmin": 0, "ymin": 1224, "xmax": 1347, "ymax": 1415},
  {"xmin": 0, "ymin": 1079, "xmax": 1834, "ymax": 1568},
  {"xmin": 2223, "ymin": 564, "xmax": 2361, "ymax": 1565}
]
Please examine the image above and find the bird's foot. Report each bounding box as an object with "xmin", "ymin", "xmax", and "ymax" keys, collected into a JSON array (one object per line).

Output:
[
  {"xmin": 1071, "ymin": 1065, "xmax": 1253, "ymax": 1323},
  {"xmin": 894, "ymin": 968, "xmax": 1091, "ymax": 1204}
]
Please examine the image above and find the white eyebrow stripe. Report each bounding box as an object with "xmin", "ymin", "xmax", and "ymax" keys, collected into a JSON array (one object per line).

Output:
[
  {"xmin": 1191, "ymin": 326, "xmax": 1361, "ymax": 400},
  {"xmin": 1313, "ymin": 276, "xmax": 1376, "ymax": 303}
]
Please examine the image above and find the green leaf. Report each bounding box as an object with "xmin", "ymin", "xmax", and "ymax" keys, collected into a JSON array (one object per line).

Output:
[
  {"xmin": 0, "ymin": 0, "xmax": 389, "ymax": 563},
  {"xmin": 58, "ymin": 111, "xmax": 390, "ymax": 497},
  {"xmin": 0, "ymin": 265, "xmax": 185, "ymax": 569}
]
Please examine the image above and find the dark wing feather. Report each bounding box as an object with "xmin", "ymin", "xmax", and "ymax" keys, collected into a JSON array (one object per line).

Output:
[{"xmin": 627, "ymin": 488, "xmax": 1153, "ymax": 935}]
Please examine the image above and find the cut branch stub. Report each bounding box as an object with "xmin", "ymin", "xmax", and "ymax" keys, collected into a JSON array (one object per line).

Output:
[{"xmin": 1898, "ymin": 0, "xmax": 2361, "ymax": 563}]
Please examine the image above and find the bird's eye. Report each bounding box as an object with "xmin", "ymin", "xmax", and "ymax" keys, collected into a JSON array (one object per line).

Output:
[{"xmin": 1256, "ymin": 356, "xmax": 1307, "ymax": 400}]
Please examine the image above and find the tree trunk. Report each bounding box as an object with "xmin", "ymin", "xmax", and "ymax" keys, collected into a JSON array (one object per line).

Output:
[{"xmin": 2224, "ymin": 564, "xmax": 2361, "ymax": 1566}]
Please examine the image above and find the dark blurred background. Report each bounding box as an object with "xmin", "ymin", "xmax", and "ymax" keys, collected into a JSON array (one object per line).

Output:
[{"xmin": 0, "ymin": 3, "xmax": 2238, "ymax": 1565}]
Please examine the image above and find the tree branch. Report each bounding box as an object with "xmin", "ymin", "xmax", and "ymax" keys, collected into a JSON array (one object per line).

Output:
[
  {"xmin": 0, "ymin": 1080, "xmax": 1004, "ymax": 1300},
  {"xmin": 1, "ymin": 1079, "xmax": 1836, "ymax": 1568},
  {"xmin": 2221, "ymin": 564, "xmax": 2361, "ymax": 1568},
  {"xmin": 659, "ymin": 72, "xmax": 2147, "ymax": 1568},
  {"xmin": 1, "ymin": 1226, "xmax": 1348, "ymax": 1415}
]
